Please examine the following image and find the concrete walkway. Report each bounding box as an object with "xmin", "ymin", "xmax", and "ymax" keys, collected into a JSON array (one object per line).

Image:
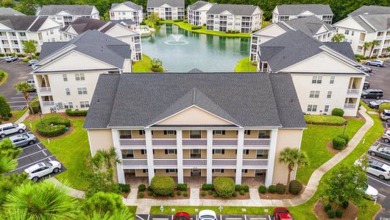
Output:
[
  {"xmin": 50, "ymin": 107, "xmax": 373, "ymax": 214},
  {"xmin": 15, "ymin": 109, "xmax": 30, "ymax": 123}
]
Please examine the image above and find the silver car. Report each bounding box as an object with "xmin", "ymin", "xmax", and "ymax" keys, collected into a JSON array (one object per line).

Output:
[
  {"xmin": 368, "ymin": 145, "xmax": 390, "ymax": 161},
  {"xmin": 8, "ymin": 133, "xmax": 36, "ymax": 147},
  {"xmin": 0, "ymin": 123, "xmax": 26, "ymax": 138},
  {"xmin": 365, "ymin": 60, "xmax": 384, "ymax": 67},
  {"xmin": 368, "ymin": 100, "xmax": 390, "ymax": 109},
  {"xmin": 24, "ymin": 161, "xmax": 62, "ymax": 182}
]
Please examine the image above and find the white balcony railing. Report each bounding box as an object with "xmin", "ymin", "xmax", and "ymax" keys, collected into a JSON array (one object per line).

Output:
[
  {"xmin": 347, "ymin": 89, "xmax": 360, "ymax": 94},
  {"xmin": 344, "ymin": 103, "xmax": 356, "ymax": 108},
  {"xmin": 41, "ymin": 101, "xmax": 55, "ymax": 107},
  {"xmin": 39, "ymin": 87, "xmax": 51, "ymax": 93}
]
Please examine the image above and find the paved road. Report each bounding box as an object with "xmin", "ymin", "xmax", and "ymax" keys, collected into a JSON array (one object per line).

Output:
[
  {"xmin": 136, "ymin": 214, "xmax": 271, "ymax": 220},
  {"xmin": 0, "ymin": 60, "xmax": 35, "ymax": 110},
  {"xmin": 363, "ymin": 60, "xmax": 390, "ymax": 100}
]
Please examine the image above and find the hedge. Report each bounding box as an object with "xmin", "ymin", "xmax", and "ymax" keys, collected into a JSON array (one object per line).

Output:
[
  {"xmin": 138, "ymin": 184, "xmax": 146, "ymax": 192},
  {"xmin": 213, "ymin": 177, "xmax": 235, "ymax": 198},
  {"xmin": 201, "ymin": 183, "xmax": 213, "ymax": 191},
  {"xmin": 379, "ymin": 103, "xmax": 390, "ymax": 113},
  {"xmin": 289, "ymin": 180, "xmax": 303, "ymax": 195},
  {"xmin": 65, "ymin": 109, "xmax": 88, "ymax": 116},
  {"xmin": 150, "ymin": 176, "xmax": 175, "ymax": 196},
  {"xmin": 258, "ymin": 185, "xmax": 267, "ymax": 194},
  {"xmin": 177, "ymin": 183, "xmax": 187, "ymax": 191},
  {"xmin": 268, "ymin": 185, "xmax": 276, "ymax": 193},
  {"xmin": 337, "ymin": 134, "xmax": 350, "ymax": 144},
  {"xmin": 332, "ymin": 136, "xmax": 347, "ymax": 150},
  {"xmin": 36, "ymin": 123, "xmax": 67, "ymax": 137},
  {"xmin": 118, "ymin": 183, "xmax": 130, "ymax": 193},
  {"xmin": 43, "ymin": 115, "xmax": 71, "ymax": 127},
  {"xmin": 275, "ymin": 183, "xmax": 286, "ymax": 194},
  {"xmin": 331, "ymin": 108, "xmax": 345, "ymax": 117},
  {"xmin": 304, "ymin": 115, "xmax": 346, "ymax": 125},
  {"xmin": 191, "ymin": 26, "xmax": 202, "ymax": 30}
]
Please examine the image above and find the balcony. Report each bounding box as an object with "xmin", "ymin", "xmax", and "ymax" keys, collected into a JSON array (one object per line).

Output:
[
  {"xmin": 344, "ymin": 103, "xmax": 356, "ymax": 109},
  {"xmin": 119, "ymin": 139, "xmax": 146, "ymax": 147},
  {"xmin": 154, "ymin": 159, "xmax": 177, "ymax": 167},
  {"xmin": 212, "ymin": 159, "xmax": 236, "ymax": 168},
  {"xmin": 358, "ymin": 40, "xmax": 364, "ymax": 45},
  {"xmin": 122, "ymin": 159, "xmax": 148, "ymax": 167},
  {"xmin": 243, "ymin": 139, "xmax": 271, "ymax": 148},
  {"xmin": 347, "ymin": 89, "xmax": 360, "ymax": 95},
  {"xmin": 41, "ymin": 101, "xmax": 55, "ymax": 107},
  {"xmin": 182, "ymin": 139, "xmax": 207, "ymax": 148},
  {"xmin": 242, "ymin": 159, "xmax": 268, "ymax": 167},
  {"xmin": 183, "ymin": 159, "xmax": 207, "ymax": 168},
  {"xmin": 39, "ymin": 87, "xmax": 52, "ymax": 95},
  {"xmin": 152, "ymin": 139, "xmax": 176, "ymax": 148},
  {"xmin": 213, "ymin": 139, "xmax": 237, "ymax": 147}
]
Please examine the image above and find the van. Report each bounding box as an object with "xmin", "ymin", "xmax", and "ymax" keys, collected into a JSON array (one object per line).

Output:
[{"xmin": 26, "ymin": 79, "xmax": 36, "ymax": 92}]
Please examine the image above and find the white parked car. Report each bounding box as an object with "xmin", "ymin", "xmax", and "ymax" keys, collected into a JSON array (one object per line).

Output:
[
  {"xmin": 355, "ymin": 159, "xmax": 390, "ymax": 180},
  {"xmin": 199, "ymin": 210, "xmax": 217, "ymax": 220},
  {"xmin": 24, "ymin": 161, "xmax": 62, "ymax": 182},
  {"xmin": 363, "ymin": 183, "xmax": 378, "ymax": 200},
  {"xmin": 0, "ymin": 123, "xmax": 27, "ymax": 138}
]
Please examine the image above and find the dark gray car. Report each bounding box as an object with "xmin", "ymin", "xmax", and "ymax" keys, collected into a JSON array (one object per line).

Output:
[
  {"xmin": 8, "ymin": 133, "xmax": 37, "ymax": 147},
  {"xmin": 369, "ymin": 145, "xmax": 390, "ymax": 161}
]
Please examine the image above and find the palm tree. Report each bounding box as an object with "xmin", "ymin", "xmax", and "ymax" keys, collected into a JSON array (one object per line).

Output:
[
  {"xmin": 91, "ymin": 147, "xmax": 120, "ymax": 182},
  {"xmin": 279, "ymin": 147, "xmax": 309, "ymax": 191},
  {"xmin": 3, "ymin": 181, "xmax": 78, "ymax": 219},
  {"xmin": 331, "ymin": 33, "xmax": 345, "ymax": 42},
  {"xmin": 362, "ymin": 42, "xmax": 371, "ymax": 57},
  {"xmin": 369, "ymin": 40, "xmax": 381, "ymax": 58},
  {"xmin": 13, "ymin": 82, "xmax": 34, "ymax": 114}
]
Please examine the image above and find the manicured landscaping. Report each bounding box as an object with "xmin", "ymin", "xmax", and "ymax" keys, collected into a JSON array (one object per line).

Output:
[
  {"xmin": 151, "ymin": 206, "xmax": 274, "ymax": 215},
  {"xmin": 132, "ymin": 54, "xmax": 153, "ymax": 72},
  {"xmin": 24, "ymin": 115, "xmax": 90, "ymax": 190},
  {"xmin": 304, "ymin": 115, "xmax": 346, "ymax": 125},
  {"xmin": 10, "ymin": 108, "xmax": 27, "ymax": 122},
  {"xmin": 234, "ymin": 57, "xmax": 257, "ymax": 72},
  {"xmin": 161, "ymin": 21, "xmax": 251, "ymax": 38},
  {"xmin": 297, "ymin": 118, "xmax": 365, "ymax": 184},
  {"xmin": 0, "ymin": 70, "xmax": 8, "ymax": 85}
]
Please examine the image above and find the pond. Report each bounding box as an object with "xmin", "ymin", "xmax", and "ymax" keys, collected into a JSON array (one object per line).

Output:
[{"xmin": 141, "ymin": 24, "xmax": 250, "ymax": 72}]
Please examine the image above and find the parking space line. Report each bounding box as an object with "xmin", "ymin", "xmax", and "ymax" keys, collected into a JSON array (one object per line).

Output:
[
  {"xmin": 21, "ymin": 144, "xmax": 39, "ymax": 150},
  {"xmin": 42, "ymin": 151, "xmax": 47, "ymax": 156},
  {"xmin": 367, "ymin": 156, "xmax": 390, "ymax": 166},
  {"xmin": 368, "ymin": 176, "xmax": 390, "ymax": 187},
  {"xmin": 136, "ymin": 215, "xmax": 144, "ymax": 220},
  {"xmin": 379, "ymin": 193, "xmax": 387, "ymax": 198},
  {"xmin": 13, "ymin": 155, "xmax": 54, "ymax": 172},
  {"xmin": 17, "ymin": 150, "xmax": 46, "ymax": 160}
]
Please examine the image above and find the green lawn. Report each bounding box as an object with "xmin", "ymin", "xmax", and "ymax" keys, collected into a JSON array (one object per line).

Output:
[
  {"xmin": 304, "ymin": 115, "xmax": 346, "ymax": 125},
  {"xmin": 297, "ymin": 118, "xmax": 365, "ymax": 184},
  {"xmin": 0, "ymin": 70, "xmax": 8, "ymax": 85},
  {"xmin": 132, "ymin": 54, "xmax": 153, "ymax": 72},
  {"xmin": 151, "ymin": 206, "xmax": 274, "ymax": 215},
  {"xmin": 234, "ymin": 57, "xmax": 257, "ymax": 72},
  {"xmin": 24, "ymin": 116, "xmax": 90, "ymax": 190},
  {"xmin": 11, "ymin": 108, "xmax": 28, "ymax": 122}
]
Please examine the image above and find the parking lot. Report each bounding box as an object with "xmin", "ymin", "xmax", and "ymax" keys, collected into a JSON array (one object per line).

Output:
[
  {"xmin": 362, "ymin": 60, "xmax": 390, "ymax": 100},
  {"xmin": 136, "ymin": 214, "xmax": 271, "ymax": 220}
]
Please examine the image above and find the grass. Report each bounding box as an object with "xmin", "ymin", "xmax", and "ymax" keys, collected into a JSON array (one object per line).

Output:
[
  {"xmin": 11, "ymin": 108, "xmax": 28, "ymax": 122},
  {"xmin": 128, "ymin": 206, "xmax": 137, "ymax": 215},
  {"xmin": 297, "ymin": 118, "xmax": 365, "ymax": 184},
  {"xmin": 0, "ymin": 70, "xmax": 8, "ymax": 85},
  {"xmin": 160, "ymin": 21, "xmax": 251, "ymax": 38},
  {"xmin": 24, "ymin": 115, "xmax": 90, "ymax": 190},
  {"xmin": 132, "ymin": 54, "xmax": 153, "ymax": 72},
  {"xmin": 151, "ymin": 206, "xmax": 274, "ymax": 215},
  {"xmin": 304, "ymin": 115, "xmax": 346, "ymax": 125},
  {"xmin": 234, "ymin": 57, "xmax": 257, "ymax": 72},
  {"xmin": 262, "ymin": 20, "xmax": 271, "ymax": 28}
]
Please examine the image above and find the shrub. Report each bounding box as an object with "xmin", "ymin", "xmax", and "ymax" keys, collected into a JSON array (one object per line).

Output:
[
  {"xmin": 202, "ymin": 184, "xmax": 213, "ymax": 191},
  {"xmin": 337, "ymin": 134, "xmax": 350, "ymax": 144},
  {"xmin": 355, "ymin": 54, "xmax": 364, "ymax": 62},
  {"xmin": 65, "ymin": 109, "xmax": 88, "ymax": 116},
  {"xmin": 201, "ymin": 191, "xmax": 206, "ymax": 197},
  {"xmin": 36, "ymin": 123, "xmax": 66, "ymax": 137},
  {"xmin": 147, "ymin": 191, "xmax": 153, "ymax": 196},
  {"xmin": 43, "ymin": 115, "xmax": 71, "ymax": 127},
  {"xmin": 235, "ymin": 184, "xmax": 242, "ymax": 191},
  {"xmin": 268, "ymin": 185, "xmax": 276, "ymax": 193},
  {"xmin": 213, "ymin": 177, "xmax": 235, "ymax": 198},
  {"xmin": 275, "ymin": 183, "xmax": 286, "ymax": 194},
  {"xmin": 289, "ymin": 180, "xmax": 303, "ymax": 195},
  {"xmin": 139, "ymin": 192, "xmax": 144, "ymax": 198},
  {"xmin": 331, "ymin": 108, "xmax": 344, "ymax": 117},
  {"xmin": 332, "ymin": 136, "xmax": 347, "ymax": 150},
  {"xmin": 324, "ymin": 203, "xmax": 332, "ymax": 212},
  {"xmin": 2, "ymin": 116, "xmax": 9, "ymax": 121},
  {"xmin": 327, "ymin": 210, "xmax": 335, "ymax": 218},
  {"xmin": 335, "ymin": 210, "xmax": 343, "ymax": 218},
  {"xmin": 341, "ymin": 200, "xmax": 349, "ymax": 209},
  {"xmin": 213, "ymin": 192, "xmax": 218, "ymax": 197},
  {"xmin": 151, "ymin": 66, "xmax": 164, "ymax": 72},
  {"xmin": 23, "ymin": 58, "xmax": 29, "ymax": 62},
  {"xmin": 258, "ymin": 185, "xmax": 267, "ymax": 194},
  {"xmin": 118, "ymin": 184, "xmax": 130, "ymax": 193},
  {"xmin": 191, "ymin": 26, "xmax": 202, "ymax": 30},
  {"xmin": 150, "ymin": 176, "xmax": 175, "ymax": 196},
  {"xmin": 239, "ymin": 190, "xmax": 245, "ymax": 195},
  {"xmin": 29, "ymin": 100, "xmax": 41, "ymax": 114},
  {"xmin": 241, "ymin": 185, "xmax": 249, "ymax": 192},
  {"xmin": 177, "ymin": 183, "xmax": 187, "ymax": 191},
  {"xmin": 176, "ymin": 191, "xmax": 182, "ymax": 196},
  {"xmin": 208, "ymin": 190, "xmax": 213, "ymax": 195},
  {"xmin": 138, "ymin": 184, "xmax": 146, "ymax": 192},
  {"xmin": 170, "ymin": 192, "xmax": 174, "ymax": 197},
  {"xmin": 183, "ymin": 192, "xmax": 188, "ymax": 197},
  {"xmin": 379, "ymin": 103, "xmax": 390, "ymax": 113},
  {"xmin": 304, "ymin": 115, "xmax": 346, "ymax": 125}
]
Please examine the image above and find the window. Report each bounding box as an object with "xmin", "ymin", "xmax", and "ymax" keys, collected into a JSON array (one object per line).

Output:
[
  {"xmin": 244, "ymin": 130, "xmax": 251, "ymax": 135},
  {"xmin": 327, "ymin": 91, "xmax": 332, "ymax": 98},
  {"xmin": 351, "ymin": 31, "xmax": 354, "ymax": 36},
  {"xmin": 77, "ymin": 87, "xmax": 87, "ymax": 95},
  {"xmin": 164, "ymin": 130, "xmax": 176, "ymax": 135},
  {"xmin": 139, "ymin": 130, "xmax": 145, "ymax": 135},
  {"xmin": 19, "ymin": 32, "xmax": 26, "ymax": 37},
  {"xmin": 190, "ymin": 130, "xmax": 201, "ymax": 139},
  {"xmin": 243, "ymin": 149, "xmax": 249, "ymax": 154},
  {"xmin": 309, "ymin": 91, "xmax": 320, "ymax": 98},
  {"xmin": 63, "ymin": 74, "xmax": 68, "ymax": 81},
  {"xmin": 242, "ymin": 169, "xmax": 248, "ymax": 173},
  {"xmin": 119, "ymin": 130, "xmax": 132, "ymax": 139},
  {"xmin": 75, "ymin": 73, "xmax": 85, "ymax": 81},
  {"xmin": 142, "ymin": 169, "xmax": 148, "ymax": 173},
  {"xmin": 258, "ymin": 130, "xmax": 270, "ymax": 138},
  {"xmin": 312, "ymin": 76, "xmax": 322, "ymax": 84},
  {"xmin": 13, "ymin": 40, "xmax": 18, "ymax": 45},
  {"xmin": 324, "ymin": 105, "xmax": 329, "ymax": 112},
  {"xmin": 212, "ymin": 149, "xmax": 225, "ymax": 154},
  {"xmin": 80, "ymin": 101, "xmax": 90, "ymax": 108},
  {"xmin": 141, "ymin": 149, "xmax": 146, "ymax": 154},
  {"xmin": 65, "ymin": 88, "xmax": 70, "ymax": 95},
  {"xmin": 212, "ymin": 169, "xmax": 224, "ymax": 173},
  {"xmin": 166, "ymin": 169, "xmax": 177, "ymax": 173},
  {"xmin": 165, "ymin": 149, "xmax": 177, "ymax": 155},
  {"xmin": 123, "ymin": 150, "xmax": 134, "ymax": 158},
  {"xmin": 213, "ymin": 130, "xmax": 225, "ymax": 135},
  {"xmin": 307, "ymin": 105, "xmax": 318, "ymax": 112},
  {"xmin": 330, "ymin": 76, "xmax": 335, "ymax": 84},
  {"xmin": 344, "ymin": 30, "xmax": 349, "ymax": 35},
  {"xmin": 64, "ymin": 102, "xmax": 73, "ymax": 109}
]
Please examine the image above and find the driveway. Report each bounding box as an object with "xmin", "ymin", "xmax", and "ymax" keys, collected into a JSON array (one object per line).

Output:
[{"xmin": 0, "ymin": 60, "xmax": 35, "ymax": 110}]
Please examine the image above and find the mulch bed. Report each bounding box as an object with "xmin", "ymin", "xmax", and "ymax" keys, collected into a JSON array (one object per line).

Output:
[
  {"xmin": 326, "ymin": 142, "xmax": 343, "ymax": 155},
  {"xmin": 138, "ymin": 188, "xmax": 191, "ymax": 200},
  {"xmin": 313, "ymin": 200, "xmax": 358, "ymax": 220},
  {"xmin": 259, "ymin": 185, "xmax": 305, "ymax": 200},
  {"xmin": 199, "ymin": 190, "xmax": 250, "ymax": 200}
]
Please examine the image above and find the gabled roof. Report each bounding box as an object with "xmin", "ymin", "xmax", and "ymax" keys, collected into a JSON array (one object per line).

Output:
[
  {"xmin": 349, "ymin": 5, "xmax": 390, "ymax": 16},
  {"xmin": 61, "ymin": 17, "xmax": 108, "ymax": 34},
  {"xmin": 0, "ymin": 15, "xmax": 48, "ymax": 31},
  {"xmin": 84, "ymin": 73, "xmax": 306, "ymax": 129},
  {"xmin": 111, "ymin": 1, "xmax": 142, "ymax": 10},
  {"xmin": 111, "ymin": 19, "xmax": 136, "ymax": 26},
  {"xmin": 188, "ymin": 68, "xmax": 203, "ymax": 73},
  {"xmin": 259, "ymin": 30, "xmax": 359, "ymax": 72},
  {"xmin": 0, "ymin": 7, "xmax": 24, "ymax": 16},
  {"xmin": 207, "ymin": 4, "xmax": 260, "ymax": 16},
  {"xmin": 280, "ymin": 16, "xmax": 334, "ymax": 36},
  {"xmin": 38, "ymin": 5, "xmax": 96, "ymax": 16},
  {"xmin": 188, "ymin": 1, "xmax": 212, "ymax": 10},
  {"xmin": 29, "ymin": 16, "xmax": 50, "ymax": 32},
  {"xmin": 37, "ymin": 30, "xmax": 130, "ymax": 70},
  {"xmin": 147, "ymin": 0, "xmax": 184, "ymax": 8},
  {"xmin": 276, "ymin": 4, "xmax": 333, "ymax": 15}
]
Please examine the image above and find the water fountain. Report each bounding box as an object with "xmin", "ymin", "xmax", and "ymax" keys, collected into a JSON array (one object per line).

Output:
[{"xmin": 164, "ymin": 34, "xmax": 189, "ymax": 45}]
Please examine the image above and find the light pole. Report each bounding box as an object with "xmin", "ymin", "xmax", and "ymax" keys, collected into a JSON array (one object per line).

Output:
[
  {"xmin": 342, "ymin": 120, "xmax": 348, "ymax": 136},
  {"xmin": 39, "ymin": 112, "xmax": 43, "ymax": 124}
]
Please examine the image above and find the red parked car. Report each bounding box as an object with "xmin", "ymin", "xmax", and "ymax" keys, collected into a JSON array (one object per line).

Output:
[
  {"xmin": 274, "ymin": 207, "xmax": 293, "ymax": 220},
  {"xmin": 173, "ymin": 212, "xmax": 191, "ymax": 220}
]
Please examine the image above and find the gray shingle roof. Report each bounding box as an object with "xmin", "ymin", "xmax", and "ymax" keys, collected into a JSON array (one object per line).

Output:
[
  {"xmin": 324, "ymin": 42, "xmax": 357, "ymax": 61},
  {"xmin": 259, "ymin": 30, "xmax": 359, "ymax": 72},
  {"xmin": 84, "ymin": 73, "xmax": 306, "ymax": 129},
  {"xmin": 350, "ymin": 15, "xmax": 376, "ymax": 33},
  {"xmin": 38, "ymin": 30, "xmax": 130, "ymax": 70},
  {"xmin": 29, "ymin": 16, "xmax": 49, "ymax": 32},
  {"xmin": 38, "ymin": 5, "xmax": 96, "ymax": 16},
  {"xmin": 349, "ymin": 5, "xmax": 390, "ymax": 16},
  {"xmin": 359, "ymin": 14, "xmax": 390, "ymax": 31},
  {"xmin": 147, "ymin": 0, "xmax": 184, "ymax": 8},
  {"xmin": 188, "ymin": 1, "xmax": 210, "ymax": 10},
  {"xmin": 207, "ymin": 4, "xmax": 260, "ymax": 16},
  {"xmin": 111, "ymin": 1, "xmax": 142, "ymax": 10},
  {"xmin": 0, "ymin": 7, "xmax": 24, "ymax": 16},
  {"xmin": 280, "ymin": 16, "xmax": 334, "ymax": 36},
  {"xmin": 276, "ymin": 4, "xmax": 333, "ymax": 15},
  {"xmin": 111, "ymin": 19, "xmax": 136, "ymax": 26},
  {"xmin": 188, "ymin": 68, "xmax": 203, "ymax": 73},
  {"xmin": 62, "ymin": 17, "xmax": 108, "ymax": 34},
  {"xmin": 0, "ymin": 16, "xmax": 38, "ymax": 31},
  {"xmin": 39, "ymin": 42, "xmax": 68, "ymax": 60}
]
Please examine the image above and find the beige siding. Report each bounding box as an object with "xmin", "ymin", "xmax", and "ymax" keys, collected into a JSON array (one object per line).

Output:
[
  {"xmin": 154, "ymin": 149, "xmax": 177, "ymax": 159},
  {"xmin": 152, "ymin": 130, "xmax": 176, "ymax": 138},
  {"xmin": 182, "ymin": 130, "xmax": 207, "ymax": 139},
  {"xmin": 135, "ymin": 169, "xmax": 148, "ymax": 177},
  {"xmin": 157, "ymin": 107, "xmax": 232, "ymax": 125},
  {"xmin": 134, "ymin": 150, "xmax": 147, "ymax": 159},
  {"xmin": 212, "ymin": 169, "xmax": 235, "ymax": 177},
  {"xmin": 213, "ymin": 130, "xmax": 237, "ymax": 138},
  {"xmin": 131, "ymin": 130, "xmax": 145, "ymax": 139},
  {"xmin": 213, "ymin": 149, "xmax": 236, "ymax": 159},
  {"xmin": 155, "ymin": 169, "xmax": 178, "ymax": 177},
  {"xmin": 242, "ymin": 169, "xmax": 256, "ymax": 177},
  {"xmin": 243, "ymin": 150, "xmax": 257, "ymax": 159},
  {"xmin": 87, "ymin": 129, "xmax": 112, "ymax": 156}
]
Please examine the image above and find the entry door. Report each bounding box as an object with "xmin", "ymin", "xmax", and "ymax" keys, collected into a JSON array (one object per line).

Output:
[{"xmin": 191, "ymin": 169, "xmax": 201, "ymax": 176}]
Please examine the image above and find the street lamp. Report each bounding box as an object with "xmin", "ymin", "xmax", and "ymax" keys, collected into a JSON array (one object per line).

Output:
[
  {"xmin": 39, "ymin": 112, "xmax": 43, "ymax": 124},
  {"xmin": 342, "ymin": 120, "xmax": 348, "ymax": 136}
]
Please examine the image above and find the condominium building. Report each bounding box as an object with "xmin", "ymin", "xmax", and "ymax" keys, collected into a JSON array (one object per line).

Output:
[
  {"xmin": 0, "ymin": 15, "xmax": 61, "ymax": 54},
  {"xmin": 84, "ymin": 73, "xmax": 306, "ymax": 186},
  {"xmin": 250, "ymin": 16, "xmax": 335, "ymax": 61},
  {"xmin": 37, "ymin": 5, "xmax": 100, "ymax": 27},
  {"xmin": 0, "ymin": 7, "xmax": 25, "ymax": 16},
  {"xmin": 257, "ymin": 30, "xmax": 366, "ymax": 117},
  {"xmin": 32, "ymin": 30, "xmax": 131, "ymax": 114},
  {"xmin": 60, "ymin": 17, "xmax": 142, "ymax": 61},
  {"xmin": 333, "ymin": 6, "xmax": 390, "ymax": 56},
  {"xmin": 147, "ymin": 0, "xmax": 185, "ymax": 20},
  {"xmin": 206, "ymin": 4, "xmax": 262, "ymax": 33},
  {"xmin": 272, "ymin": 4, "xmax": 333, "ymax": 24},
  {"xmin": 109, "ymin": 1, "xmax": 143, "ymax": 26},
  {"xmin": 187, "ymin": 1, "xmax": 214, "ymax": 26}
]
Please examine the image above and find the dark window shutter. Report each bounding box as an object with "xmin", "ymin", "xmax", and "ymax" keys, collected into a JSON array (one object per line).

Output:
[
  {"xmin": 165, "ymin": 150, "xmax": 168, "ymax": 154},
  {"xmin": 213, "ymin": 131, "xmax": 215, "ymax": 135},
  {"xmin": 212, "ymin": 150, "xmax": 215, "ymax": 154},
  {"xmin": 221, "ymin": 169, "xmax": 224, "ymax": 173},
  {"xmin": 164, "ymin": 130, "xmax": 167, "ymax": 135},
  {"xmin": 174, "ymin": 149, "xmax": 177, "ymax": 154},
  {"xmin": 222, "ymin": 130, "xmax": 226, "ymax": 135},
  {"xmin": 174, "ymin": 131, "xmax": 177, "ymax": 135},
  {"xmin": 166, "ymin": 169, "xmax": 168, "ymax": 173},
  {"xmin": 222, "ymin": 150, "xmax": 225, "ymax": 154},
  {"xmin": 153, "ymin": 150, "xmax": 155, "ymax": 154}
]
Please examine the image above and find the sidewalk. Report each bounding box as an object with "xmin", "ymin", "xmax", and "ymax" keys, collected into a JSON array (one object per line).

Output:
[{"xmin": 15, "ymin": 109, "xmax": 30, "ymax": 123}]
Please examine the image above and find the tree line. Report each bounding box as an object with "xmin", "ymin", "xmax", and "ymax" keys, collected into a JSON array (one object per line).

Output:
[{"xmin": 1, "ymin": 0, "xmax": 390, "ymax": 22}]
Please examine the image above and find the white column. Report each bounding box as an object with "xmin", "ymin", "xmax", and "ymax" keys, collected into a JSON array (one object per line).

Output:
[
  {"xmin": 176, "ymin": 129, "xmax": 184, "ymax": 183},
  {"xmin": 206, "ymin": 129, "xmax": 213, "ymax": 184},
  {"xmin": 112, "ymin": 129, "xmax": 125, "ymax": 184},
  {"xmin": 265, "ymin": 129, "xmax": 278, "ymax": 186},
  {"xmin": 145, "ymin": 129, "xmax": 155, "ymax": 184},
  {"xmin": 235, "ymin": 128, "xmax": 245, "ymax": 184}
]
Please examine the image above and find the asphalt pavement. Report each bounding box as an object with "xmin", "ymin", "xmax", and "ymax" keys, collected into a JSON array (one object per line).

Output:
[
  {"xmin": 364, "ymin": 60, "xmax": 390, "ymax": 100},
  {"xmin": 136, "ymin": 214, "xmax": 271, "ymax": 220}
]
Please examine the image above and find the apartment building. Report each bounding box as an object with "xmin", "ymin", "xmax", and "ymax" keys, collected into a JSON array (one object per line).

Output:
[
  {"xmin": 250, "ymin": 16, "xmax": 335, "ymax": 61},
  {"xmin": 272, "ymin": 4, "xmax": 333, "ymax": 24},
  {"xmin": 147, "ymin": 0, "xmax": 185, "ymax": 20},
  {"xmin": 84, "ymin": 73, "xmax": 306, "ymax": 186},
  {"xmin": 0, "ymin": 16, "xmax": 61, "ymax": 54},
  {"xmin": 333, "ymin": 6, "xmax": 390, "ymax": 57},
  {"xmin": 32, "ymin": 30, "xmax": 131, "ymax": 114},
  {"xmin": 0, "ymin": 7, "xmax": 25, "ymax": 16},
  {"xmin": 257, "ymin": 30, "xmax": 366, "ymax": 117},
  {"xmin": 187, "ymin": 1, "xmax": 214, "ymax": 26},
  {"xmin": 206, "ymin": 4, "xmax": 262, "ymax": 33},
  {"xmin": 37, "ymin": 5, "xmax": 100, "ymax": 27},
  {"xmin": 109, "ymin": 1, "xmax": 143, "ymax": 26},
  {"xmin": 60, "ymin": 17, "xmax": 142, "ymax": 61}
]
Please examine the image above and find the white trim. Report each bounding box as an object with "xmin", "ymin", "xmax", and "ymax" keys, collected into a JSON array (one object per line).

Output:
[
  {"xmin": 235, "ymin": 128, "xmax": 244, "ymax": 184},
  {"xmin": 206, "ymin": 129, "xmax": 213, "ymax": 184},
  {"xmin": 145, "ymin": 129, "xmax": 155, "ymax": 183},
  {"xmin": 265, "ymin": 128, "xmax": 278, "ymax": 186},
  {"xmin": 176, "ymin": 129, "xmax": 184, "ymax": 183},
  {"xmin": 112, "ymin": 129, "xmax": 125, "ymax": 184}
]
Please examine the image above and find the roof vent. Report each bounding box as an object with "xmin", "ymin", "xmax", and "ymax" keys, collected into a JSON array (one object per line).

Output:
[
  {"xmin": 290, "ymin": 99, "xmax": 294, "ymax": 102},
  {"xmin": 97, "ymin": 99, "xmax": 100, "ymax": 103}
]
